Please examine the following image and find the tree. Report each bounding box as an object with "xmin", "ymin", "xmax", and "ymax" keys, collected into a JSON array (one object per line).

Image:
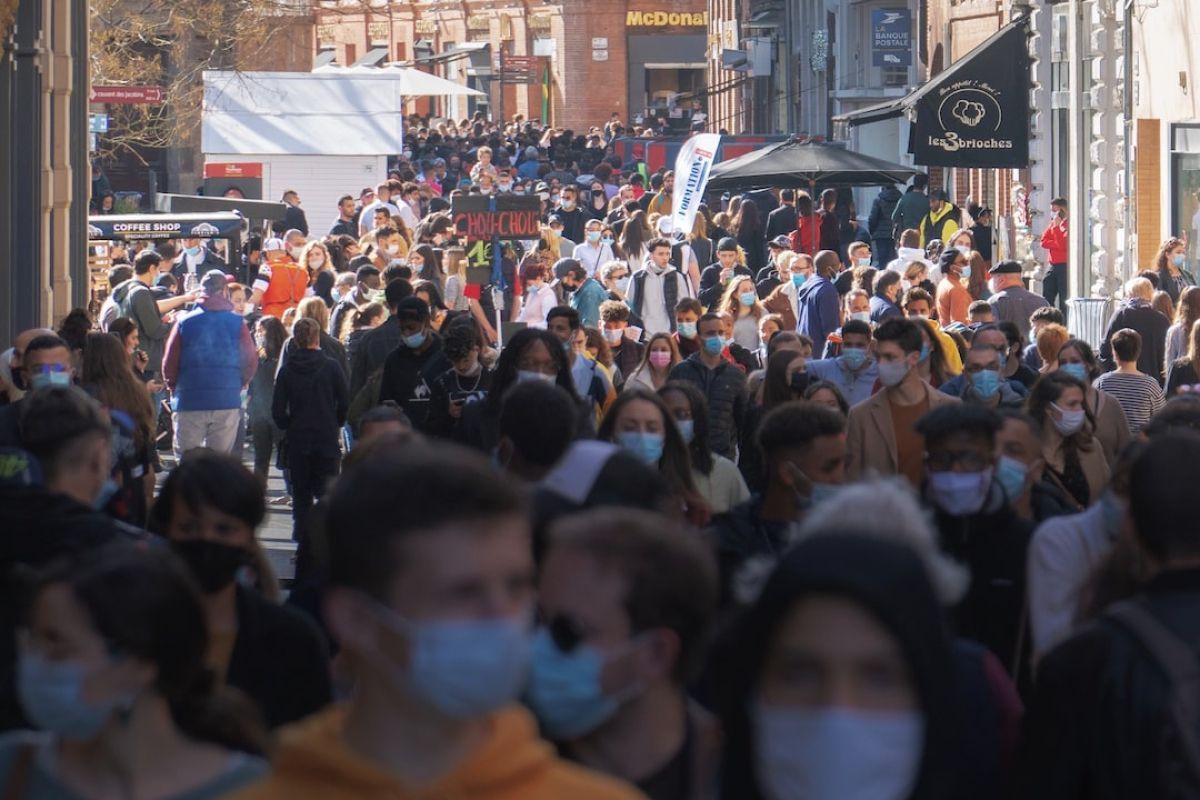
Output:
[{"xmin": 89, "ymin": 0, "xmax": 310, "ymax": 161}]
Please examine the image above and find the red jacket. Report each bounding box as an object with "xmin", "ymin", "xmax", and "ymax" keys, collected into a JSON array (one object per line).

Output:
[
  {"xmin": 1040, "ymin": 217, "xmax": 1069, "ymax": 264},
  {"xmin": 790, "ymin": 216, "xmax": 819, "ymax": 255}
]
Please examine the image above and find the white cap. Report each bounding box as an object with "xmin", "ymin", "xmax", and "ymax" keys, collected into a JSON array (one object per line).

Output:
[
  {"xmin": 262, "ymin": 237, "xmax": 286, "ymax": 252},
  {"xmin": 656, "ymin": 216, "xmax": 674, "ymax": 235}
]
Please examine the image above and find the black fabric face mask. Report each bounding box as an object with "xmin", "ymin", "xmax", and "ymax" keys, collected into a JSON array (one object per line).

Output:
[
  {"xmin": 790, "ymin": 371, "xmax": 811, "ymax": 394},
  {"xmin": 171, "ymin": 539, "xmax": 248, "ymax": 593}
]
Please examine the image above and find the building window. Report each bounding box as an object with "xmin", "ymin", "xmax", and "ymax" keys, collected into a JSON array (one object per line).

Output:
[
  {"xmin": 882, "ymin": 65, "xmax": 906, "ymax": 87},
  {"xmin": 1172, "ymin": 124, "xmax": 1200, "ymax": 261}
]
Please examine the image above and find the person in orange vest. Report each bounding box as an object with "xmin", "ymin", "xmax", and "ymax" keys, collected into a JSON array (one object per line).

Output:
[{"xmin": 249, "ymin": 231, "xmax": 310, "ymax": 320}]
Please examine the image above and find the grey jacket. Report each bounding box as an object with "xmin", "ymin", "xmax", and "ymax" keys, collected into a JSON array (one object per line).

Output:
[{"xmin": 114, "ymin": 278, "xmax": 172, "ymax": 376}]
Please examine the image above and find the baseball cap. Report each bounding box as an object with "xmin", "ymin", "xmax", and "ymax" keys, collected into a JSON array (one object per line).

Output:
[
  {"xmin": 717, "ymin": 237, "xmax": 738, "ymax": 253},
  {"xmin": 769, "ymin": 235, "xmax": 791, "ymax": 249}
]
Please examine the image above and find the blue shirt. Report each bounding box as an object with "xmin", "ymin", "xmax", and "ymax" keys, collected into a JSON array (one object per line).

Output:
[
  {"xmin": 806, "ymin": 356, "xmax": 880, "ymax": 406},
  {"xmin": 869, "ymin": 293, "xmax": 903, "ymax": 324}
]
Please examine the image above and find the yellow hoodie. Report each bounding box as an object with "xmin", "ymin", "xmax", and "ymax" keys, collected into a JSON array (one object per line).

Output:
[{"xmin": 228, "ymin": 705, "xmax": 646, "ymax": 800}]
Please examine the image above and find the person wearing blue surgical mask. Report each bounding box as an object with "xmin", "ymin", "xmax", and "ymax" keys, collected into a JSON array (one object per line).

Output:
[
  {"xmin": 1026, "ymin": 370, "xmax": 1111, "ymax": 511},
  {"xmin": 596, "ymin": 389, "xmax": 706, "ymax": 523},
  {"xmin": 954, "ymin": 342, "xmax": 1024, "ymax": 409},
  {"xmin": 240, "ymin": 446, "xmax": 642, "ymax": 798},
  {"xmin": 666, "ymin": 313, "xmax": 748, "ymax": 462},
  {"xmin": 1055, "ymin": 338, "xmax": 1130, "ymax": 467},
  {"xmin": 20, "ymin": 335, "xmax": 74, "ymax": 393},
  {"xmin": 915, "ymin": 403, "xmax": 1036, "ymax": 676},
  {"xmin": 659, "ymin": 381, "xmax": 749, "ymax": 515},
  {"xmin": 4, "ymin": 546, "xmax": 269, "ymax": 796},
  {"xmin": 993, "ymin": 409, "xmax": 1074, "ymax": 524},
  {"xmin": 528, "ymin": 508, "xmax": 720, "ymax": 796},
  {"xmin": 377, "ymin": 297, "xmax": 452, "ymax": 433},
  {"xmin": 806, "ymin": 320, "xmax": 879, "ymax": 406},
  {"xmin": 716, "ymin": 534, "xmax": 962, "ymax": 800}
]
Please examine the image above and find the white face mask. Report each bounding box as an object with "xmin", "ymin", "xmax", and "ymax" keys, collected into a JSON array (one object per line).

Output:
[
  {"xmin": 307, "ymin": 256, "xmax": 325, "ymax": 269},
  {"xmin": 1051, "ymin": 402, "xmax": 1086, "ymax": 436},
  {"xmin": 386, "ymin": 244, "xmax": 401, "ymax": 255},
  {"xmin": 753, "ymin": 704, "xmax": 925, "ymax": 800}
]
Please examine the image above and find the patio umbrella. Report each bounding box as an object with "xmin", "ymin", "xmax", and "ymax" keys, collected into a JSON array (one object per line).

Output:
[{"xmin": 706, "ymin": 139, "xmax": 920, "ymax": 192}]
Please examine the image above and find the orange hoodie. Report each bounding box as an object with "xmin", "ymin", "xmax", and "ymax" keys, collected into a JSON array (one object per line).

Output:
[{"xmin": 228, "ymin": 704, "xmax": 646, "ymax": 800}]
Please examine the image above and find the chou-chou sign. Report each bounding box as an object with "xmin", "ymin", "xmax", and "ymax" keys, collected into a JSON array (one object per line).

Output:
[{"xmin": 451, "ymin": 196, "xmax": 542, "ymax": 241}]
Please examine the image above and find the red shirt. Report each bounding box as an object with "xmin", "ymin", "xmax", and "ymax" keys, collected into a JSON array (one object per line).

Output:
[{"xmin": 1040, "ymin": 217, "xmax": 1069, "ymax": 264}]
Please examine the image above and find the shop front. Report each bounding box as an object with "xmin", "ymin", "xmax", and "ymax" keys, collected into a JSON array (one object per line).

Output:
[{"xmin": 624, "ymin": 9, "xmax": 709, "ymax": 132}]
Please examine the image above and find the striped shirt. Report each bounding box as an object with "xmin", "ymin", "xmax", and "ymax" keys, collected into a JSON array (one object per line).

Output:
[{"xmin": 1093, "ymin": 370, "xmax": 1164, "ymax": 435}]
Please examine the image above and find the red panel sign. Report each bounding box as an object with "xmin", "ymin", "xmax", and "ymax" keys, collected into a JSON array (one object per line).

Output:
[
  {"xmin": 204, "ymin": 162, "xmax": 264, "ymax": 179},
  {"xmin": 89, "ymin": 85, "xmax": 164, "ymax": 105}
]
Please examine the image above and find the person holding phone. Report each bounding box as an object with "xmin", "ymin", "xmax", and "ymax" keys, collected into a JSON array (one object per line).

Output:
[{"xmin": 426, "ymin": 318, "xmax": 495, "ymax": 440}]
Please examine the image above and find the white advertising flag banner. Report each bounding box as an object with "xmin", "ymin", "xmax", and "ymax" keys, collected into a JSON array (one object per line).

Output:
[{"xmin": 670, "ymin": 133, "xmax": 721, "ymax": 237}]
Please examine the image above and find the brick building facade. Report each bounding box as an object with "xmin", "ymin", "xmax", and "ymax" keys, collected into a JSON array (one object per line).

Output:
[{"xmin": 314, "ymin": 0, "xmax": 708, "ymax": 131}]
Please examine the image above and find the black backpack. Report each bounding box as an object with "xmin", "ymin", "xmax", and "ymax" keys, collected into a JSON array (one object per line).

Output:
[{"xmin": 1107, "ymin": 599, "xmax": 1200, "ymax": 797}]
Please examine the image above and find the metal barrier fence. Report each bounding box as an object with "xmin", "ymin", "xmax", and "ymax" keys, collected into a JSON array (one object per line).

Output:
[{"xmin": 1068, "ymin": 297, "xmax": 1112, "ymax": 351}]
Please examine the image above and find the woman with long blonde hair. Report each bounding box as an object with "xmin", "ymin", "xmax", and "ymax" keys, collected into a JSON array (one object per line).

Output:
[
  {"xmin": 720, "ymin": 275, "xmax": 766, "ymax": 351},
  {"xmin": 299, "ymin": 241, "xmax": 332, "ymax": 284}
]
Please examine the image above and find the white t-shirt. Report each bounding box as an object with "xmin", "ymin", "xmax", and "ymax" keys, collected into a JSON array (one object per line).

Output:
[{"xmin": 572, "ymin": 242, "xmax": 616, "ymax": 277}]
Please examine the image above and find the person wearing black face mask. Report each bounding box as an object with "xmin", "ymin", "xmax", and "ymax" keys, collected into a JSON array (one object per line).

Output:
[{"xmin": 149, "ymin": 449, "xmax": 332, "ymax": 730}]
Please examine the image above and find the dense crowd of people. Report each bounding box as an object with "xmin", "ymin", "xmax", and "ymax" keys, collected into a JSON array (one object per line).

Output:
[{"xmin": 0, "ymin": 114, "xmax": 1198, "ymax": 799}]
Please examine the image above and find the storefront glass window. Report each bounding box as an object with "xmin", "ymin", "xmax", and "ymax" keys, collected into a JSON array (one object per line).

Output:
[{"xmin": 1172, "ymin": 124, "xmax": 1200, "ymax": 263}]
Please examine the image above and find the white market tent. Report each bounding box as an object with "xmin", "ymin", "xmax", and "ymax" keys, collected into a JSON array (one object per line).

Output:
[{"xmin": 201, "ymin": 70, "xmax": 481, "ymax": 230}]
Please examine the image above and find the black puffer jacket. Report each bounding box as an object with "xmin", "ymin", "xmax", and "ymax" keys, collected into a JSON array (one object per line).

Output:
[
  {"xmin": 272, "ymin": 348, "xmax": 349, "ymax": 454},
  {"xmin": 668, "ymin": 354, "xmax": 747, "ymax": 460}
]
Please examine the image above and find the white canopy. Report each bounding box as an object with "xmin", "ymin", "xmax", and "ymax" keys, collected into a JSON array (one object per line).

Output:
[
  {"xmin": 310, "ymin": 63, "xmax": 485, "ymax": 97},
  {"xmin": 203, "ymin": 71, "xmax": 410, "ymax": 156}
]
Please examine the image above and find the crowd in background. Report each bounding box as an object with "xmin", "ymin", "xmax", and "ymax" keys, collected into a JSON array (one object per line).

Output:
[{"xmin": 0, "ymin": 112, "xmax": 1197, "ymax": 799}]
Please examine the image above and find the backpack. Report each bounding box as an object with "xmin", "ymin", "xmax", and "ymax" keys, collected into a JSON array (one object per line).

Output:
[{"xmin": 1106, "ymin": 599, "xmax": 1200, "ymax": 797}]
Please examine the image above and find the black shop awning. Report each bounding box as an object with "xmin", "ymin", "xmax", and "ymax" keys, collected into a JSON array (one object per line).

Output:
[{"xmin": 833, "ymin": 16, "xmax": 1031, "ymax": 168}]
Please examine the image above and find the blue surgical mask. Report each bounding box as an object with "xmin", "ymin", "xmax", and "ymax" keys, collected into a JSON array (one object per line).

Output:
[
  {"xmin": 849, "ymin": 311, "xmax": 871, "ymax": 324},
  {"xmin": 18, "ymin": 651, "xmax": 125, "ymax": 739},
  {"xmin": 996, "ymin": 455, "xmax": 1028, "ymax": 501},
  {"xmin": 970, "ymin": 368, "xmax": 1002, "ymax": 399},
  {"xmin": 366, "ymin": 603, "xmax": 531, "ymax": 719},
  {"xmin": 402, "ymin": 331, "xmax": 427, "ymax": 349},
  {"xmin": 517, "ymin": 369, "xmax": 557, "ymax": 385},
  {"xmin": 877, "ymin": 359, "xmax": 911, "ymax": 388},
  {"xmin": 185, "ymin": 246, "xmax": 202, "ymax": 258},
  {"xmin": 602, "ymin": 237, "xmax": 614, "ymax": 247},
  {"xmin": 753, "ymin": 704, "xmax": 925, "ymax": 800},
  {"xmin": 928, "ymin": 468, "xmax": 993, "ymax": 516},
  {"xmin": 739, "ymin": 291, "xmax": 757, "ymax": 307},
  {"xmin": 1174, "ymin": 253, "xmax": 1186, "ymax": 268},
  {"xmin": 703, "ymin": 336, "xmax": 724, "ymax": 356},
  {"xmin": 587, "ymin": 231, "xmax": 602, "ymax": 243},
  {"xmin": 792, "ymin": 273, "xmax": 808, "ymax": 288},
  {"xmin": 30, "ymin": 370, "xmax": 71, "ymax": 390},
  {"xmin": 616, "ymin": 431, "xmax": 665, "ymax": 465},
  {"xmin": 961, "ymin": 264, "xmax": 972, "ymax": 279},
  {"xmin": 526, "ymin": 628, "xmax": 622, "ymax": 739},
  {"xmin": 677, "ymin": 321, "xmax": 697, "ymax": 339},
  {"xmin": 809, "ymin": 481, "xmax": 841, "ymax": 506},
  {"xmin": 918, "ymin": 342, "xmax": 931, "ymax": 363},
  {"xmin": 676, "ymin": 418, "xmax": 695, "ymax": 444},
  {"xmin": 840, "ymin": 347, "xmax": 868, "ymax": 370},
  {"xmin": 1061, "ymin": 362, "xmax": 1089, "ymax": 384}
]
